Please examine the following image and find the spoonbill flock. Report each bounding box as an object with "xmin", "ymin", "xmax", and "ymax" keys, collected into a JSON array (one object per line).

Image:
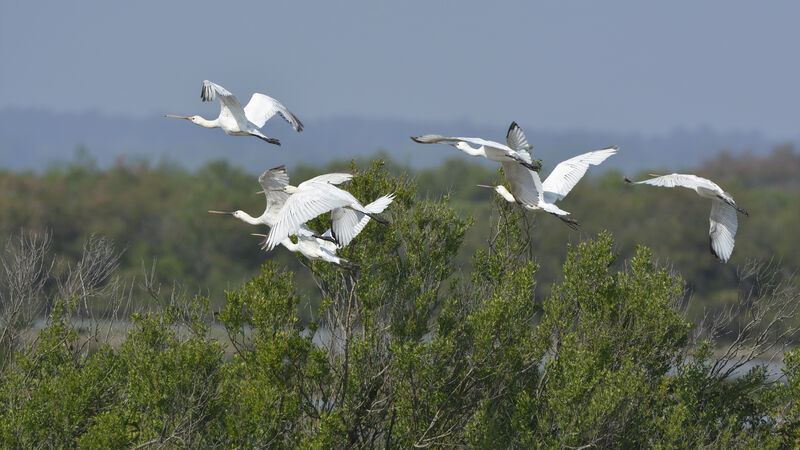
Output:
[{"xmin": 169, "ymin": 80, "xmax": 748, "ymax": 266}]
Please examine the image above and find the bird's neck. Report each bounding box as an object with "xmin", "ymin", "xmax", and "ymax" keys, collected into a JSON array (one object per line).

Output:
[
  {"xmin": 280, "ymin": 238, "xmax": 299, "ymax": 252},
  {"xmin": 497, "ymin": 187, "xmax": 517, "ymax": 203},
  {"xmin": 236, "ymin": 211, "xmax": 262, "ymax": 225},
  {"xmin": 194, "ymin": 116, "xmax": 219, "ymax": 128},
  {"xmin": 459, "ymin": 144, "xmax": 486, "ymax": 157}
]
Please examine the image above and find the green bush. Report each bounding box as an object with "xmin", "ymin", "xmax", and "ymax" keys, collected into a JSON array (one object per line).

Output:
[{"xmin": 1, "ymin": 163, "xmax": 797, "ymax": 447}]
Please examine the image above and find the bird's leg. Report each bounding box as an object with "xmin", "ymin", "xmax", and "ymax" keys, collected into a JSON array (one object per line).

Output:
[
  {"xmin": 557, "ymin": 215, "xmax": 580, "ymax": 230},
  {"xmin": 717, "ymin": 195, "xmax": 749, "ymax": 217},
  {"xmin": 515, "ymin": 157, "xmax": 542, "ymax": 172},
  {"xmin": 250, "ymin": 131, "xmax": 281, "ymax": 146},
  {"xmin": 314, "ymin": 234, "xmax": 339, "ymax": 245},
  {"xmin": 337, "ymin": 259, "xmax": 360, "ymax": 272},
  {"xmin": 364, "ymin": 212, "xmax": 389, "ymax": 225}
]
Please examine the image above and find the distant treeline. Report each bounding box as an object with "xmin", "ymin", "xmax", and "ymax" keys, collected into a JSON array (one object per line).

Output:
[{"xmin": 1, "ymin": 145, "xmax": 798, "ymax": 319}]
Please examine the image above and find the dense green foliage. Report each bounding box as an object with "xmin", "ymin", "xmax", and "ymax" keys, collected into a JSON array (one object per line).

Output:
[{"xmin": 1, "ymin": 163, "xmax": 798, "ymax": 447}]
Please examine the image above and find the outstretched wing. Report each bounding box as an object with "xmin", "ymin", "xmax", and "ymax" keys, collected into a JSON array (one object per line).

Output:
[
  {"xmin": 300, "ymin": 172, "xmax": 354, "ymax": 186},
  {"xmin": 505, "ymin": 121, "xmax": 530, "ymax": 152},
  {"xmin": 629, "ymin": 173, "xmax": 719, "ymax": 191},
  {"xmin": 201, "ymin": 80, "xmax": 249, "ymax": 130},
  {"xmin": 264, "ymin": 183, "xmax": 352, "ymax": 250},
  {"xmin": 709, "ymin": 199, "xmax": 738, "ymax": 263},
  {"xmin": 502, "ymin": 161, "xmax": 543, "ymax": 207},
  {"xmin": 542, "ymin": 147, "xmax": 618, "ymax": 203},
  {"xmin": 244, "ymin": 93, "xmax": 304, "ymax": 131},
  {"xmin": 258, "ymin": 166, "xmax": 291, "ymax": 223}
]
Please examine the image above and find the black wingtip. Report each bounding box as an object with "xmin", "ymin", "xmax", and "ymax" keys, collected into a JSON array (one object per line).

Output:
[
  {"xmin": 410, "ymin": 136, "xmax": 423, "ymax": 143},
  {"xmin": 623, "ymin": 177, "xmax": 632, "ymax": 184}
]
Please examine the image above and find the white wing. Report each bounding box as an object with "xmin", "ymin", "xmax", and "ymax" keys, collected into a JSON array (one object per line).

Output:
[
  {"xmin": 502, "ymin": 161, "xmax": 544, "ymax": 207},
  {"xmin": 201, "ymin": 80, "xmax": 250, "ymax": 130},
  {"xmin": 331, "ymin": 208, "xmax": 361, "ymax": 248},
  {"xmin": 300, "ymin": 172, "xmax": 354, "ymax": 187},
  {"xmin": 264, "ymin": 184, "xmax": 353, "ymax": 250},
  {"xmin": 629, "ymin": 173, "xmax": 720, "ymax": 192},
  {"xmin": 709, "ymin": 199, "xmax": 738, "ymax": 263},
  {"xmin": 258, "ymin": 165, "xmax": 290, "ymax": 223},
  {"xmin": 244, "ymin": 93, "xmax": 304, "ymax": 131},
  {"xmin": 505, "ymin": 121, "xmax": 530, "ymax": 152},
  {"xmin": 542, "ymin": 147, "xmax": 618, "ymax": 203}
]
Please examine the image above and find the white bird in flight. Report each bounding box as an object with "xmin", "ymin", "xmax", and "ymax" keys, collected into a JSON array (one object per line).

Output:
[
  {"xmin": 166, "ymin": 80, "xmax": 303, "ymax": 146},
  {"xmin": 260, "ymin": 172, "xmax": 394, "ymax": 251},
  {"xmin": 208, "ymin": 166, "xmax": 354, "ymax": 267},
  {"xmin": 410, "ymin": 122, "xmax": 542, "ymax": 172},
  {"xmin": 477, "ymin": 124, "xmax": 617, "ymax": 229},
  {"xmin": 625, "ymin": 173, "xmax": 748, "ymax": 263}
]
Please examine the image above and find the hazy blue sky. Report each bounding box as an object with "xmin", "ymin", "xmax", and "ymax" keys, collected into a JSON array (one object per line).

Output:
[{"xmin": 2, "ymin": 1, "xmax": 798, "ymax": 139}]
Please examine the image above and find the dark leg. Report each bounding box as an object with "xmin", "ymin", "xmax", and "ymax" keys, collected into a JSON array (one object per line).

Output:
[
  {"xmin": 557, "ymin": 215, "xmax": 580, "ymax": 230},
  {"xmin": 365, "ymin": 212, "xmax": 389, "ymax": 225},
  {"xmin": 254, "ymin": 134, "xmax": 281, "ymax": 146}
]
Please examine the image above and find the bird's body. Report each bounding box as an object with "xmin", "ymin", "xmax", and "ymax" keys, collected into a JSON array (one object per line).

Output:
[
  {"xmin": 625, "ymin": 173, "xmax": 748, "ymax": 263},
  {"xmin": 275, "ymin": 230, "xmax": 355, "ymax": 268},
  {"xmin": 263, "ymin": 172, "xmax": 393, "ymax": 251},
  {"xmin": 166, "ymin": 80, "xmax": 303, "ymax": 146},
  {"xmin": 411, "ymin": 122, "xmax": 541, "ymax": 172}
]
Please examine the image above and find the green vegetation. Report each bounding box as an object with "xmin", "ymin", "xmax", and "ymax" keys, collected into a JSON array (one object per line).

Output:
[{"xmin": 1, "ymin": 162, "xmax": 799, "ymax": 447}]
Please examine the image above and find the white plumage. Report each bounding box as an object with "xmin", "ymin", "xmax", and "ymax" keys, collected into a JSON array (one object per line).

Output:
[
  {"xmin": 259, "ymin": 172, "xmax": 394, "ymax": 252},
  {"xmin": 208, "ymin": 166, "xmax": 359, "ymax": 267},
  {"xmin": 166, "ymin": 80, "xmax": 302, "ymax": 146},
  {"xmin": 625, "ymin": 173, "xmax": 748, "ymax": 263}
]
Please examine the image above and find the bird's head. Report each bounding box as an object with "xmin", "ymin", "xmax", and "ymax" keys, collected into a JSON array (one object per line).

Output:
[
  {"xmin": 208, "ymin": 209, "xmax": 242, "ymax": 218},
  {"xmin": 165, "ymin": 114, "xmax": 203, "ymax": 124},
  {"xmin": 450, "ymin": 142, "xmax": 470, "ymax": 152},
  {"xmin": 257, "ymin": 185, "xmax": 299, "ymax": 195}
]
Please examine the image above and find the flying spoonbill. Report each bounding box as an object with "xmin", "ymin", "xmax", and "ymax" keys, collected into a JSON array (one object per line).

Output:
[{"xmin": 166, "ymin": 80, "xmax": 303, "ymax": 146}]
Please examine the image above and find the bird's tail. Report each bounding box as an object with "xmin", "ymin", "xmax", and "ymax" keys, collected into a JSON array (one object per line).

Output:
[{"xmin": 539, "ymin": 201, "xmax": 570, "ymax": 217}]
